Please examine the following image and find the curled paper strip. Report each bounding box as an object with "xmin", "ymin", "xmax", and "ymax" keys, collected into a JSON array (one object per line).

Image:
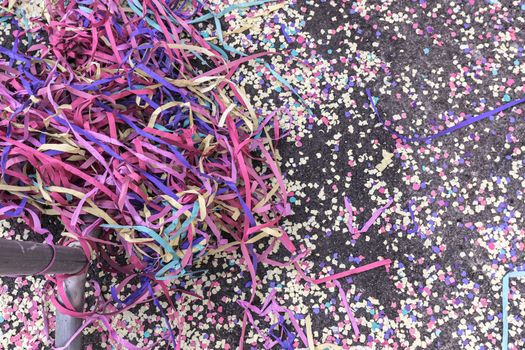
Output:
[{"xmin": 344, "ymin": 196, "xmax": 393, "ymax": 239}]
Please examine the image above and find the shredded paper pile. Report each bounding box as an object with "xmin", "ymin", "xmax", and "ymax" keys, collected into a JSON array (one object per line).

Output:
[{"xmin": 0, "ymin": 0, "xmax": 303, "ymax": 347}]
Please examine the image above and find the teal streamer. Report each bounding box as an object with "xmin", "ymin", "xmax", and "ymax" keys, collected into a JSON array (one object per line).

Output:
[
  {"xmin": 101, "ymin": 223, "xmax": 199, "ymax": 280},
  {"xmin": 101, "ymin": 224, "xmax": 179, "ymax": 263},
  {"xmin": 156, "ymin": 202, "xmax": 202, "ymax": 280},
  {"xmin": 130, "ymin": 0, "xmax": 311, "ymax": 114},
  {"xmin": 127, "ymin": 0, "xmax": 155, "ymax": 26},
  {"xmin": 126, "ymin": 0, "xmax": 213, "ymax": 65},
  {"xmin": 164, "ymin": 215, "xmax": 180, "ymax": 237},
  {"xmin": 196, "ymin": 3, "xmax": 312, "ymax": 114},
  {"xmin": 263, "ymin": 62, "xmax": 312, "ymax": 114},
  {"xmin": 502, "ymin": 270, "xmax": 525, "ymax": 350},
  {"xmin": 208, "ymin": 41, "xmax": 229, "ymax": 59},
  {"xmin": 170, "ymin": 201, "xmax": 200, "ymax": 240},
  {"xmin": 188, "ymin": 0, "xmax": 276, "ymax": 24},
  {"xmin": 155, "ymin": 261, "xmax": 182, "ymax": 280}
]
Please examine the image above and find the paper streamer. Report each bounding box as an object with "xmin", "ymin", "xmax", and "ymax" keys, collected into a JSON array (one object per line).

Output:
[
  {"xmin": 501, "ymin": 270, "xmax": 525, "ymax": 350},
  {"xmin": 366, "ymin": 89, "xmax": 525, "ymax": 143},
  {"xmin": 0, "ymin": 0, "xmax": 299, "ymax": 347},
  {"xmin": 344, "ymin": 196, "xmax": 393, "ymax": 236}
]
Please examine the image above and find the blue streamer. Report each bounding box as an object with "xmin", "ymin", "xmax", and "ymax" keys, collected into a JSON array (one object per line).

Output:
[
  {"xmin": 502, "ymin": 270, "xmax": 525, "ymax": 350},
  {"xmin": 188, "ymin": 0, "xmax": 275, "ymax": 24},
  {"xmin": 366, "ymin": 89, "xmax": 525, "ymax": 143},
  {"xmin": 101, "ymin": 224, "xmax": 180, "ymax": 266}
]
